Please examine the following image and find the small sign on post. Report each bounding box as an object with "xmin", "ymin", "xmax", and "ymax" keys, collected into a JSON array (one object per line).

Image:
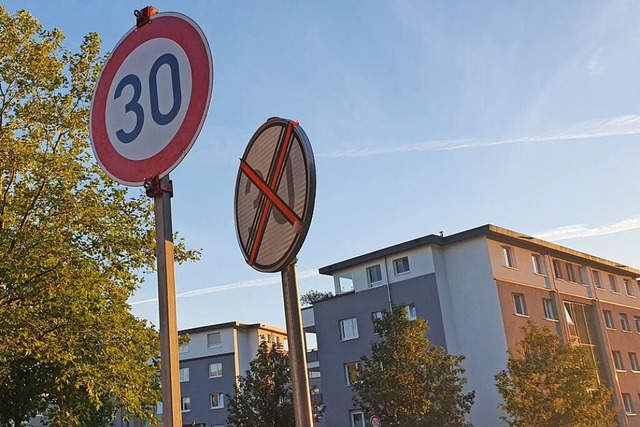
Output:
[
  {"xmin": 235, "ymin": 117, "xmax": 316, "ymax": 427},
  {"xmin": 90, "ymin": 8, "xmax": 213, "ymax": 426}
]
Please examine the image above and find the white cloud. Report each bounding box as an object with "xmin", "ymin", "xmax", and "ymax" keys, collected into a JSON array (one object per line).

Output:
[
  {"xmin": 534, "ymin": 217, "xmax": 640, "ymax": 241},
  {"xmin": 321, "ymin": 115, "xmax": 640, "ymax": 158},
  {"xmin": 130, "ymin": 269, "xmax": 320, "ymax": 305}
]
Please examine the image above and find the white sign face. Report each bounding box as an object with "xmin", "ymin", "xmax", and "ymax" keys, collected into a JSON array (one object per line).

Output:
[
  {"xmin": 105, "ymin": 38, "xmax": 192, "ymax": 160},
  {"xmin": 90, "ymin": 12, "xmax": 213, "ymax": 186}
]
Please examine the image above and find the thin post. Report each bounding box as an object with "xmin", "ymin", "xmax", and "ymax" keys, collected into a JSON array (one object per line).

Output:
[
  {"xmin": 281, "ymin": 261, "xmax": 314, "ymax": 427},
  {"xmin": 149, "ymin": 175, "xmax": 182, "ymax": 426}
]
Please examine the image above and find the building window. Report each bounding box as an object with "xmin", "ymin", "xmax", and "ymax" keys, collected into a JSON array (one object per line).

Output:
[
  {"xmin": 350, "ymin": 411, "xmax": 366, "ymax": 427},
  {"xmin": 338, "ymin": 273, "xmax": 354, "ymax": 293},
  {"xmin": 179, "ymin": 344, "xmax": 189, "ymax": 353},
  {"xmin": 502, "ymin": 246, "xmax": 516, "ymax": 268},
  {"xmin": 513, "ymin": 293, "xmax": 527, "ymax": 316},
  {"xmin": 393, "ymin": 256, "xmax": 410, "ymax": 275},
  {"xmin": 621, "ymin": 313, "xmax": 631, "ymax": 332},
  {"xmin": 339, "ymin": 317, "xmax": 359, "ymax": 341},
  {"xmin": 565, "ymin": 264, "xmax": 576, "ymax": 282},
  {"xmin": 179, "ymin": 367, "xmax": 189, "ymax": 382},
  {"xmin": 207, "ymin": 332, "xmax": 221, "ymax": 348},
  {"xmin": 531, "ymin": 253, "xmax": 545, "ymax": 275},
  {"xmin": 156, "ymin": 402, "xmax": 163, "ymax": 415},
  {"xmin": 181, "ymin": 396, "xmax": 191, "ymax": 412},
  {"xmin": 623, "ymin": 393, "xmax": 635, "ymax": 415},
  {"xmin": 603, "ymin": 310, "xmax": 615, "ymax": 329},
  {"xmin": 210, "ymin": 393, "xmax": 224, "ymax": 409},
  {"xmin": 366, "ymin": 265, "xmax": 382, "ymax": 287},
  {"xmin": 542, "ymin": 298, "xmax": 557, "ymax": 321},
  {"xmin": 552, "ymin": 260, "xmax": 563, "ymax": 279},
  {"xmin": 624, "ymin": 279, "xmax": 635, "ymax": 297},
  {"xmin": 345, "ymin": 361, "xmax": 363, "ymax": 386},
  {"xmin": 372, "ymin": 311, "xmax": 383, "ymax": 322},
  {"xmin": 578, "ymin": 266, "xmax": 588, "ymax": 285},
  {"xmin": 405, "ymin": 304, "xmax": 417, "ymax": 321},
  {"xmin": 209, "ymin": 362, "xmax": 223, "ymax": 378},
  {"xmin": 635, "ymin": 316, "xmax": 640, "ymax": 333},
  {"xmin": 613, "ymin": 351, "xmax": 625, "ymax": 371},
  {"xmin": 609, "ymin": 274, "xmax": 619, "ymax": 293},
  {"xmin": 630, "ymin": 353, "xmax": 640, "ymax": 372},
  {"xmin": 593, "ymin": 271, "xmax": 602, "ymax": 289}
]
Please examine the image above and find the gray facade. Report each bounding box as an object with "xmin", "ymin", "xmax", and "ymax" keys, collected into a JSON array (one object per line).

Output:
[{"xmin": 311, "ymin": 274, "xmax": 445, "ymax": 427}]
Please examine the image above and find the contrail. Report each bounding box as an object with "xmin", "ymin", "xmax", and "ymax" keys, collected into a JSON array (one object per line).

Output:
[
  {"xmin": 321, "ymin": 115, "xmax": 640, "ymax": 158},
  {"xmin": 130, "ymin": 269, "xmax": 320, "ymax": 305},
  {"xmin": 534, "ymin": 217, "xmax": 640, "ymax": 242}
]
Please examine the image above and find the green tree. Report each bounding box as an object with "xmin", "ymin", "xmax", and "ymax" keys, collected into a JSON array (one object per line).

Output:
[
  {"xmin": 0, "ymin": 7, "xmax": 196, "ymax": 426},
  {"xmin": 227, "ymin": 341, "xmax": 295, "ymax": 427},
  {"xmin": 299, "ymin": 289, "xmax": 333, "ymax": 307},
  {"xmin": 495, "ymin": 322, "xmax": 616, "ymax": 427},
  {"xmin": 227, "ymin": 340, "xmax": 325, "ymax": 427},
  {"xmin": 353, "ymin": 305, "xmax": 475, "ymax": 427}
]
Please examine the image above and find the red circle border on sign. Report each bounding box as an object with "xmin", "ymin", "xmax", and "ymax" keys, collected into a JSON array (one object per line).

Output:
[{"xmin": 90, "ymin": 13, "xmax": 213, "ymax": 186}]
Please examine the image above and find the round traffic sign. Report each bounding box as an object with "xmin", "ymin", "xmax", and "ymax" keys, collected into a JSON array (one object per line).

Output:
[
  {"xmin": 370, "ymin": 415, "xmax": 381, "ymax": 427},
  {"xmin": 90, "ymin": 12, "xmax": 213, "ymax": 186},
  {"xmin": 235, "ymin": 118, "xmax": 316, "ymax": 273}
]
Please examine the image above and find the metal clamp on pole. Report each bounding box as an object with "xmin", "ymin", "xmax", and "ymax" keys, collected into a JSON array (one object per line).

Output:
[{"xmin": 144, "ymin": 175, "xmax": 174, "ymax": 198}]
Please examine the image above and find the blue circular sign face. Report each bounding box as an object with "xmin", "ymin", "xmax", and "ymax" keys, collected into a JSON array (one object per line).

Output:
[
  {"xmin": 91, "ymin": 12, "xmax": 213, "ymax": 186},
  {"xmin": 234, "ymin": 118, "xmax": 316, "ymax": 273}
]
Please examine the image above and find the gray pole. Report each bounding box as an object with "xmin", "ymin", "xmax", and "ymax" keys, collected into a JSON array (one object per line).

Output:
[
  {"xmin": 152, "ymin": 175, "xmax": 182, "ymax": 426},
  {"xmin": 281, "ymin": 261, "xmax": 314, "ymax": 427}
]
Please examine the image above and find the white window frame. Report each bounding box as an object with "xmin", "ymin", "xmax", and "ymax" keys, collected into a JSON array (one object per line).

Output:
[
  {"xmin": 207, "ymin": 332, "xmax": 221, "ymax": 348},
  {"xmin": 210, "ymin": 393, "xmax": 224, "ymax": 409},
  {"xmin": 531, "ymin": 253, "xmax": 545, "ymax": 275},
  {"xmin": 393, "ymin": 256, "xmax": 410, "ymax": 275},
  {"xmin": 502, "ymin": 246, "xmax": 516, "ymax": 268},
  {"xmin": 181, "ymin": 396, "xmax": 191, "ymax": 412},
  {"xmin": 179, "ymin": 367, "xmax": 189, "ymax": 382},
  {"xmin": 344, "ymin": 361, "xmax": 362, "ymax": 386},
  {"xmin": 350, "ymin": 410, "xmax": 366, "ymax": 427},
  {"xmin": 622, "ymin": 393, "xmax": 635, "ymax": 415},
  {"xmin": 593, "ymin": 270, "xmax": 603, "ymax": 288},
  {"xmin": 621, "ymin": 313, "xmax": 631, "ymax": 332},
  {"xmin": 542, "ymin": 298, "xmax": 557, "ymax": 321},
  {"xmin": 629, "ymin": 352, "xmax": 640, "ymax": 372},
  {"xmin": 209, "ymin": 362, "xmax": 223, "ymax": 378},
  {"xmin": 179, "ymin": 344, "xmax": 189, "ymax": 353},
  {"xmin": 604, "ymin": 310, "xmax": 615, "ymax": 329},
  {"xmin": 513, "ymin": 293, "xmax": 527, "ymax": 316},
  {"xmin": 613, "ymin": 350, "xmax": 625, "ymax": 371},
  {"xmin": 366, "ymin": 264, "xmax": 383, "ymax": 287},
  {"xmin": 405, "ymin": 304, "xmax": 417, "ymax": 321},
  {"xmin": 338, "ymin": 273, "xmax": 354, "ymax": 293},
  {"xmin": 339, "ymin": 317, "xmax": 359, "ymax": 341}
]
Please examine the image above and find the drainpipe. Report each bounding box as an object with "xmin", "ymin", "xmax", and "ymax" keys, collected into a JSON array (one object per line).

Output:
[{"xmin": 384, "ymin": 256, "xmax": 393, "ymax": 311}]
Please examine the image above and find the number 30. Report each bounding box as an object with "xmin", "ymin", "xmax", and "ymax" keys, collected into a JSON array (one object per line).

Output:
[{"xmin": 114, "ymin": 53, "xmax": 182, "ymax": 144}]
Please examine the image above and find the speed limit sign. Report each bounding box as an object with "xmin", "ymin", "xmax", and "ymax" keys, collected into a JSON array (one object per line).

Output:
[{"xmin": 90, "ymin": 12, "xmax": 213, "ymax": 186}]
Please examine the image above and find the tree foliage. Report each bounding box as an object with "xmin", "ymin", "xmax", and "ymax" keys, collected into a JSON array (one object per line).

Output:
[
  {"xmin": 495, "ymin": 322, "xmax": 616, "ymax": 427},
  {"xmin": 299, "ymin": 289, "xmax": 333, "ymax": 307},
  {"xmin": 227, "ymin": 341, "xmax": 295, "ymax": 427},
  {"xmin": 227, "ymin": 340, "xmax": 324, "ymax": 427},
  {"xmin": 353, "ymin": 306, "xmax": 475, "ymax": 427},
  {"xmin": 0, "ymin": 7, "xmax": 195, "ymax": 426}
]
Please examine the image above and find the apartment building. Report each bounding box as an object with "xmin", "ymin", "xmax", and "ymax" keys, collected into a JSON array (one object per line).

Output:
[
  {"xmin": 114, "ymin": 321, "xmax": 288, "ymax": 427},
  {"xmin": 302, "ymin": 224, "xmax": 640, "ymax": 427}
]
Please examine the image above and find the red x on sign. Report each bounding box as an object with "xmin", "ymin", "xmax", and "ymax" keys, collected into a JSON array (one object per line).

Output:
[{"xmin": 235, "ymin": 118, "xmax": 316, "ymax": 273}]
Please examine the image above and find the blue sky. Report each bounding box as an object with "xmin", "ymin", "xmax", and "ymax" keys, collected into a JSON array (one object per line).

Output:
[{"xmin": 7, "ymin": 1, "xmax": 640, "ymax": 332}]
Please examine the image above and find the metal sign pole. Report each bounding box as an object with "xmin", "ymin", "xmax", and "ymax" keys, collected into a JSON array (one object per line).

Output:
[
  {"xmin": 281, "ymin": 261, "xmax": 314, "ymax": 427},
  {"xmin": 148, "ymin": 175, "xmax": 182, "ymax": 426}
]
